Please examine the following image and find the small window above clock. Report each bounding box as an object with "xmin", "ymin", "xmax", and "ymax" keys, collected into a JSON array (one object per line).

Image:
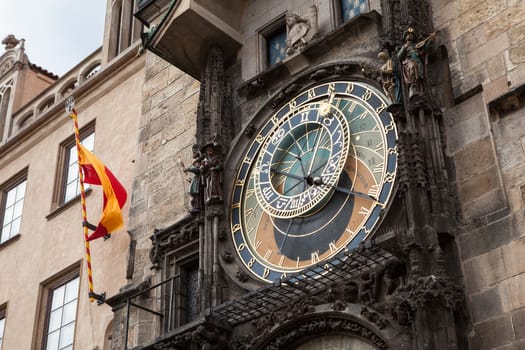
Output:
[
  {"xmin": 258, "ymin": 15, "xmax": 287, "ymax": 72},
  {"xmin": 333, "ymin": 0, "xmax": 369, "ymax": 26}
]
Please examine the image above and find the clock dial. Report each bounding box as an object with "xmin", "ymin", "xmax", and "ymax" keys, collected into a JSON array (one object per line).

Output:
[
  {"xmin": 254, "ymin": 102, "xmax": 350, "ymax": 218},
  {"xmin": 231, "ymin": 81, "xmax": 398, "ymax": 282}
]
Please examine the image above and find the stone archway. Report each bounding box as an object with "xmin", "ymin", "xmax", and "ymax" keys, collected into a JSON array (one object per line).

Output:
[
  {"xmin": 295, "ymin": 334, "xmax": 381, "ymax": 350},
  {"xmin": 253, "ymin": 311, "xmax": 392, "ymax": 350}
]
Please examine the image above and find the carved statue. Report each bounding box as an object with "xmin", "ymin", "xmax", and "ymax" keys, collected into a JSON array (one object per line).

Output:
[
  {"xmin": 184, "ymin": 144, "xmax": 205, "ymax": 213},
  {"xmin": 2, "ymin": 34, "xmax": 19, "ymax": 50},
  {"xmin": 359, "ymin": 270, "xmax": 377, "ymax": 304},
  {"xmin": 397, "ymin": 27, "xmax": 436, "ymax": 99},
  {"xmin": 200, "ymin": 143, "xmax": 223, "ymax": 204},
  {"xmin": 378, "ymin": 49, "xmax": 402, "ymax": 105},
  {"xmin": 384, "ymin": 257, "xmax": 406, "ymax": 295},
  {"xmin": 285, "ymin": 6, "xmax": 318, "ymax": 55},
  {"xmin": 191, "ymin": 323, "xmax": 228, "ymax": 350}
]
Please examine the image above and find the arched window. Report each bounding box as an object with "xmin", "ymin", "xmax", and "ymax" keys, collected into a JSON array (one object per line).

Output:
[
  {"xmin": 59, "ymin": 79, "xmax": 78, "ymax": 98},
  {"xmin": 0, "ymin": 87, "xmax": 11, "ymax": 141},
  {"xmin": 18, "ymin": 112, "xmax": 34, "ymax": 131},
  {"xmin": 37, "ymin": 96, "xmax": 55, "ymax": 115},
  {"xmin": 109, "ymin": 0, "xmax": 142, "ymax": 59},
  {"xmin": 82, "ymin": 62, "xmax": 101, "ymax": 81}
]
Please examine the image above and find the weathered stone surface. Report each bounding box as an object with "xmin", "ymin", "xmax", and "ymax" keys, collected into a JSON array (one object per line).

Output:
[
  {"xmin": 501, "ymin": 238, "xmax": 525, "ymax": 279},
  {"xmin": 495, "ymin": 140, "xmax": 525, "ymax": 172},
  {"xmin": 458, "ymin": 1, "xmax": 506, "ymax": 33},
  {"xmin": 485, "ymin": 1, "xmax": 525, "ymax": 40},
  {"xmin": 470, "ymin": 314, "xmax": 515, "ymax": 350},
  {"xmin": 512, "ymin": 307, "xmax": 525, "ymax": 340},
  {"xmin": 509, "ymin": 23, "xmax": 525, "ymax": 46},
  {"xmin": 454, "ymin": 138, "xmax": 496, "ymax": 181},
  {"xmin": 499, "ymin": 272, "xmax": 525, "ymax": 312},
  {"xmin": 458, "ymin": 165, "xmax": 501, "ymax": 204},
  {"xmin": 446, "ymin": 109, "xmax": 487, "ymax": 153},
  {"xmin": 458, "ymin": 214, "xmax": 517, "ymax": 260},
  {"xmin": 463, "ymin": 248, "xmax": 506, "ymax": 292},
  {"xmin": 483, "ymin": 75, "xmax": 511, "ymax": 103},
  {"xmin": 457, "ymin": 25, "xmax": 487, "ymax": 54},
  {"xmin": 464, "ymin": 33, "xmax": 509, "ymax": 70},
  {"xmin": 492, "ymin": 339, "xmax": 525, "ymax": 350},
  {"xmin": 469, "ymin": 286, "xmax": 504, "ymax": 323},
  {"xmin": 462, "ymin": 258, "xmax": 489, "ymax": 293},
  {"xmin": 487, "ymin": 53, "xmax": 507, "ymax": 81},
  {"xmin": 510, "ymin": 46, "xmax": 525, "ymax": 66},
  {"xmin": 461, "ymin": 188, "xmax": 507, "ymax": 222}
]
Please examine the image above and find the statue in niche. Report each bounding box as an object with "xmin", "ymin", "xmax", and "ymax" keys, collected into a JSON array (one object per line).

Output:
[
  {"xmin": 201, "ymin": 143, "xmax": 223, "ymax": 204},
  {"xmin": 2, "ymin": 34, "xmax": 19, "ymax": 50},
  {"xmin": 397, "ymin": 27, "xmax": 436, "ymax": 99},
  {"xmin": 285, "ymin": 5, "xmax": 318, "ymax": 55},
  {"xmin": 359, "ymin": 270, "xmax": 377, "ymax": 304},
  {"xmin": 183, "ymin": 144, "xmax": 205, "ymax": 213},
  {"xmin": 378, "ymin": 49, "xmax": 402, "ymax": 108},
  {"xmin": 383, "ymin": 257, "xmax": 406, "ymax": 295}
]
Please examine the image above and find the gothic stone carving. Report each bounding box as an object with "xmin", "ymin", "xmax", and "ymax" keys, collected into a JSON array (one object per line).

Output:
[
  {"xmin": 388, "ymin": 275, "xmax": 464, "ymax": 325},
  {"xmin": 2, "ymin": 34, "xmax": 19, "ymax": 49},
  {"xmin": 149, "ymin": 217, "xmax": 200, "ymax": 269},
  {"xmin": 196, "ymin": 46, "xmax": 234, "ymax": 151},
  {"xmin": 285, "ymin": 6, "xmax": 319, "ymax": 55},
  {"xmin": 252, "ymin": 315, "xmax": 390, "ymax": 350}
]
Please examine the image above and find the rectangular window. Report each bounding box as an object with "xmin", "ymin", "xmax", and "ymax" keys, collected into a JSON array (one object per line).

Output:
[
  {"xmin": 0, "ymin": 307, "xmax": 5, "ymax": 349},
  {"xmin": 258, "ymin": 15, "xmax": 287, "ymax": 72},
  {"xmin": 267, "ymin": 28, "xmax": 287, "ymax": 67},
  {"xmin": 63, "ymin": 132, "xmax": 94, "ymax": 204},
  {"xmin": 182, "ymin": 262, "xmax": 199, "ymax": 323},
  {"xmin": 55, "ymin": 123, "xmax": 95, "ymax": 207},
  {"xmin": 340, "ymin": 0, "xmax": 369, "ymax": 22},
  {"xmin": 0, "ymin": 171, "xmax": 27, "ymax": 244},
  {"xmin": 44, "ymin": 276, "xmax": 79, "ymax": 350}
]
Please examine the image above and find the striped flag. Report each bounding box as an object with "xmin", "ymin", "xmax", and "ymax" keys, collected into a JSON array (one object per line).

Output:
[{"xmin": 77, "ymin": 143, "xmax": 127, "ymax": 241}]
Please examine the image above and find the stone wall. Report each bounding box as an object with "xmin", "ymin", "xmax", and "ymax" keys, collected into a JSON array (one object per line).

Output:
[
  {"xmin": 128, "ymin": 51, "xmax": 199, "ymax": 283},
  {"xmin": 435, "ymin": 0, "xmax": 525, "ymax": 348}
]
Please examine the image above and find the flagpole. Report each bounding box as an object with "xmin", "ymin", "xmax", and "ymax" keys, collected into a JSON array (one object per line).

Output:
[{"xmin": 65, "ymin": 97, "xmax": 104, "ymax": 304}]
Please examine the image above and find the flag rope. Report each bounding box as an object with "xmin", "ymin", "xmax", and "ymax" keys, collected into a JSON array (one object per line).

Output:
[{"xmin": 69, "ymin": 108, "xmax": 96, "ymax": 303}]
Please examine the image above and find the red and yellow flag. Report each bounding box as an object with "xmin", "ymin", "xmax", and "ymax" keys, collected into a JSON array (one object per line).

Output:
[{"xmin": 77, "ymin": 143, "xmax": 127, "ymax": 241}]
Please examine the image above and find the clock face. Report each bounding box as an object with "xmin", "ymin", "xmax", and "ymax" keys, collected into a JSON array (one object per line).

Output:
[{"xmin": 230, "ymin": 81, "xmax": 398, "ymax": 282}]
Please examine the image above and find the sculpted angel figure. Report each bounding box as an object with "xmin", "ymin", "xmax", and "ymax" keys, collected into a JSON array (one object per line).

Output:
[{"xmin": 285, "ymin": 6, "xmax": 318, "ymax": 55}]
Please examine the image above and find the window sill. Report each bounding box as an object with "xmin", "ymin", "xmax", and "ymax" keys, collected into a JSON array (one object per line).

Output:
[
  {"xmin": 46, "ymin": 188, "xmax": 92, "ymax": 220},
  {"xmin": 0, "ymin": 233, "xmax": 21, "ymax": 250}
]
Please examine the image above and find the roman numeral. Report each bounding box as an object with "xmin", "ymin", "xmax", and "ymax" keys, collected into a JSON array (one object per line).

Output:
[
  {"xmin": 311, "ymin": 251, "xmax": 320, "ymax": 264},
  {"xmin": 359, "ymin": 207, "xmax": 370, "ymax": 216}
]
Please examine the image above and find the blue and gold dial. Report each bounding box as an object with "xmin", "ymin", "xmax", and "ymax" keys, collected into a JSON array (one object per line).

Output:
[
  {"xmin": 230, "ymin": 81, "xmax": 398, "ymax": 282},
  {"xmin": 254, "ymin": 102, "xmax": 350, "ymax": 218}
]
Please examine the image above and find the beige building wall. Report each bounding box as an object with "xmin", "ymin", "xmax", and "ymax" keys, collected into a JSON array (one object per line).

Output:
[
  {"xmin": 0, "ymin": 46, "xmax": 145, "ymax": 349},
  {"xmin": 11, "ymin": 68, "xmax": 57, "ymax": 113},
  {"xmin": 433, "ymin": 0, "xmax": 525, "ymax": 348}
]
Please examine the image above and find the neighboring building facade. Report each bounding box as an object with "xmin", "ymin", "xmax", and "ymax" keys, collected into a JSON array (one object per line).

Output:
[
  {"xmin": 1, "ymin": 0, "xmax": 525, "ymax": 349},
  {"xmin": 0, "ymin": 1, "xmax": 146, "ymax": 348}
]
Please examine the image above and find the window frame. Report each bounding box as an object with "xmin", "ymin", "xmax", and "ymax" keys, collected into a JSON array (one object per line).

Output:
[
  {"xmin": 0, "ymin": 303, "xmax": 6, "ymax": 350},
  {"xmin": 33, "ymin": 263, "xmax": 81, "ymax": 350},
  {"xmin": 0, "ymin": 168, "xmax": 28, "ymax": 245},
  {"xmin": 52, "ymin": 122, "xmax": 95, "ymax": 209},
  {"xmin": 257, "ymin": 14, "xmax": 287, "ymax": 73},
  {"xmin": 332, "ymin": 0, "xmax": 370, "ymax": 26}
]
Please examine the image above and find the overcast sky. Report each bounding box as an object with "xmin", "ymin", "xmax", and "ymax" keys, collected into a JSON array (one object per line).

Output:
[{"xmin": 0, "ymin": 0, "xmax": 107, "ymax": 77}]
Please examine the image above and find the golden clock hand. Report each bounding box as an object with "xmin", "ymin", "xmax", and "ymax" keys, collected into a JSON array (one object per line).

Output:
[
  {"xmin": 312, "ymin": 176, "xmax": 377, "ymax": 201},
  {"xmin": 271, "ymin": 168, "xmax": 310, "ymax": 196},
  {"xmin": 278, "ymin": 218, "xmax": 294, "ymax": 253},
  {"xmin": 270, "ymin": 167, "xmax": 305, "ymax": 181}
]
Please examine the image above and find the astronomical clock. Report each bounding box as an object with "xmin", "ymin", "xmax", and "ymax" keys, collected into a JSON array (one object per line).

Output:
[{"xmin": 230, "ymin": 80, "xmax": 398, "ymax": 282}]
